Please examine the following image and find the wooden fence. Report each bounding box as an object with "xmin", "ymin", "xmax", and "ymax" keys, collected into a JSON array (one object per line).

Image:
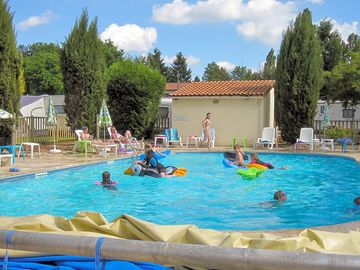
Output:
[
  {"xmin": 153, "ymin": 117, "xmax": 170, "ymax": 135},
  {"xmin": 14, "ymin": 115, "xmax": 170, "ymax": 143},
  {"xmin": 314, "ymin": 120, "xmax": 360, "ymax": 143},
  {"xmin": 15, "ymin": 115, "xmax": 75, "ymax": 144}
]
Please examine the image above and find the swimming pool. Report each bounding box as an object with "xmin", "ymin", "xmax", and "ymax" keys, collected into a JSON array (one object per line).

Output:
[{"xmin": 1, "ymin": 152, "xmax": 359, "ymax": 230}]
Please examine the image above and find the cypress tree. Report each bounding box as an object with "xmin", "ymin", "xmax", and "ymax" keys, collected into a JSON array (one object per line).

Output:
[
  {"xmin": 0, "ymin": 0, "xmax": 20, "ymax": 144},
  {"xmin": 61, "ymin": 9, "xmax": 106, "ymax": 132},
  {"xmin": 275, "ymin": 9, "xmax": 323, "ymax": 143},
  {"xmin": 263, "ymin": 49, "xmax": 276, "ymax": 80}
]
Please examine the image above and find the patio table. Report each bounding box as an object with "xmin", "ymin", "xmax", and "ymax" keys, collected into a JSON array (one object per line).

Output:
[
  {"xmin": 154, "ymin": 134, "xmax": 168, "ymax": 147},
  {"xmin": 335, "ymin": 137, "xmax": 353, "ymax": 152},
  {"xmin": 92, "ymin": 142, "xmax": 118, "ymax": 157}
]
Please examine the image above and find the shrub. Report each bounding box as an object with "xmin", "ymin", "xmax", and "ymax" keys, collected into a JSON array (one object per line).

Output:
[{"xmin": 325, "ymin": 127, "xmax": 352, "ymax": 140}]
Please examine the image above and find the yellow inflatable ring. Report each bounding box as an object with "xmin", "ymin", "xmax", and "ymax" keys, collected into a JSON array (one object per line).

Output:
[{"xmin": 248, "ymin": 163, "xmax": 268, "ymax": 170}]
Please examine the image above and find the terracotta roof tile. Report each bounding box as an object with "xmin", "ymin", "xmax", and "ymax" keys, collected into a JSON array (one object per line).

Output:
[{"xmin": 170, "ymin": 80, "xmax": 275, "ymax": 97}]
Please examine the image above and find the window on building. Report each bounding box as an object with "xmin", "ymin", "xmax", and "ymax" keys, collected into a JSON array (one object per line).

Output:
[
  {"xmin": 54, "ymin": 105, "xmax": 65, "ymax": 114},
  {"xmin": 343, "ymin": 109, "xmax": 355, "ymax": 119},
  {"xmin": 157, "ymin": 107, "xmax": 169, "ymax": 118}
]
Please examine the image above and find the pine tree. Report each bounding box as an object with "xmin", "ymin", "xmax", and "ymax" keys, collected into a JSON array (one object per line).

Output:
[
  {"xmin": 61, "ymin": 9, "xmax": 106, "ymax": 132},
  {"xmin": 262, "ymin": 49, "xmax": 276, "ymax": 80},
  {"xmin": 146, "ymin": 48, "xmax": 167, "ymax": 77},
  {"xmin": 275, "ymin": 9, "xmax": 323, "ymax": 143},
  {"xmin": 0, "ymin": 0, "xmax": 20, "ymax": 144},
  {"xmin": 168, "ymin": 52, "xmax": 192, "ymax": 82}
]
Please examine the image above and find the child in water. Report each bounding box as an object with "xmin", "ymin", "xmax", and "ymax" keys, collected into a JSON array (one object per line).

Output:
[
  {"xmin": 136, "ymin": 143, "xmax": 167, "ymax": 177},
  {"xmin": 273, "ymin": 190, "xmax": 287, "ymax": 201},
  {"xmin": 228, "ymin": 144, "xmax": 246, "ymax": 167},
  {"xmin": 250, "ymin": 153, "xmax": 288, "ymax": 170},
  {"xmin": 101, "ymin": 171, "xmax": 115, "ymax": 185}
]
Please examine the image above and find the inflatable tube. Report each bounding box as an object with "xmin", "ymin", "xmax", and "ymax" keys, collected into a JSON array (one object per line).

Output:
[
  {"xmin": 139, "ymin": 150, "xmax": 171, "ymax": 160},
  {"xmin": 261, "ymin": 162, "xmax": 274, "ymax": 169},
  {"xmin": 223, "ymin": 158, "xmax": 238, "ymax": 168},
  {"xmin": 124, "ymin": 163, "xmax": 178, "ymax": 178},
  {"xmin": 9, "ymin": 167, "xmax": 20, "ymax": 172},
  {"xmin": 248, "ymin": 163, "xmax": 268, "ymax": 170},
  {"xmin": 95, "ymin": 181, "xmax": 118, "ymax": 186},
  {"xmin": 223, "ymin": 151, "xmax": 248, "ymax": 161},
  {"xmin": 237, "ymin": 167, "xmax": 264, "ymax": 179}
]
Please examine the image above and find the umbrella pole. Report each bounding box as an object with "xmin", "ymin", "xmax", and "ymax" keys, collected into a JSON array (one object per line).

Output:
[{"xmin": 53, "ymin": 127, "xmax": 56, "ymax": 150}]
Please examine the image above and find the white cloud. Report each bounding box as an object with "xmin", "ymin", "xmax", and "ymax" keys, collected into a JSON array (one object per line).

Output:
[
  {"xmin": 163, "ymin": 55, "xmax": 175, "ymax": 64},
  {"xmin": 99, "ymin": 24, "xmax": 157, "ymax": 53},
  {"xmin": 17, "ymin": 10, "xmax": 55, "ymax": 30},
  {"xmin": 305, "ymin": 0, "xmax": 324, "ymax": 4},
  {"xmin": 330, "ymin": 19, "xmax": 359, "ymax": 41},
  {"xmin": 217, "ymin": 61, "xmax": 236, "ymax": 71},
  {"xmin": 163, "ymin": 54, "xmax": 200, "ymax": 66},
  {"xmin": 187, "ymin": 55, "xmax": 201, "ymax": 65},
  {"xmin": 153, "ymin": 0, "xmax": 297, "ymax": 45},
  {"xmin": 235, "ymin": 0, "xmax": 297, "ymax": 45},
  {"xmin": 153, "ymin": 0, "xmax": 242, "ymax": 24}
]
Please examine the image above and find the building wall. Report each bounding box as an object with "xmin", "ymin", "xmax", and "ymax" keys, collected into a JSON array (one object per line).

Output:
[
  {"xmin": 172, "ymin": 96, "xmax": 270, "ymax": 146},
  {"xmin": 263, "ymin": 88, "xmax": 274, "ymax": 128},
  {"xmin": 315, "ymin": 101, "xmax": 360, "ymax": 121}
]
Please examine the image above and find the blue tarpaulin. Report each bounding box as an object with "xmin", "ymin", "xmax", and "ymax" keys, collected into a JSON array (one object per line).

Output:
[{"xmin": 1, "ymin": 255, "xmax": 172, "ymax": 270}]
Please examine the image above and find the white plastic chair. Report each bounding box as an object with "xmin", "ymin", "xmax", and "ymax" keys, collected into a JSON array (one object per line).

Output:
[
  {"xmin": 75, "ymin": 130, "xmax": 83, "ymax": 141},
  {"xmin": 107, "ymin": 127, "xmax": 142, "ymax": 150},
  {"xmin": 294, "ymin": 128, "xmax": 318, "ymax": 150},
  {"xmin": 255, "ymin": 127, "xmax": 277, "ymax": 149},
  {"xmin": 197, "ymin": 128, "xmax": 215, "ymax": 148}
]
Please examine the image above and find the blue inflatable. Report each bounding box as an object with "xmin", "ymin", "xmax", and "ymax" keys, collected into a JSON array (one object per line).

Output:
[
  {"xmin": 223, "ymin": 158, "xmax": 238, "ymax": 168},
  {"xmin": 139, "ymin": 149, "xmax": 171, "ymax": 160},
  {"xmin": 0, "ymin": 255, "xmax": 172, "ymax": 269}
]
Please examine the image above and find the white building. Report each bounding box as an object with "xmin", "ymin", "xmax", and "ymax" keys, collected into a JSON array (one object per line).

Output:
[{"xmin": 315, "ymin": 101, "xmax": 360, "ymax": 121}]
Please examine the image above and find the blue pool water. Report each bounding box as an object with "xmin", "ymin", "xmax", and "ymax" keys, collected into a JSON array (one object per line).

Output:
[{"xmin": 0, "ymin": 152, "xmax": 359, "ymax": 231}]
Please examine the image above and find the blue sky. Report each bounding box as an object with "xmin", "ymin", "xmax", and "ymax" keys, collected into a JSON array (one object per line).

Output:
[{"xmin": 8, "ymin": 0, "xmax": 360, "ymax": 78}]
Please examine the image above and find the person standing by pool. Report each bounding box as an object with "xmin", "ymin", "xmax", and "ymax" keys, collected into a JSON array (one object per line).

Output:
[{"xmin": 201, "ymin": 112, "xmax": 212, "ymax": 150}]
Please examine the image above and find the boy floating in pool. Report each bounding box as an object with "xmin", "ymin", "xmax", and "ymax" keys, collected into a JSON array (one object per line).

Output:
[
  {"xmin": 273, "ymin": 190, "xmax": 287, "ymax": 201},
  {"xmin": 250, "ymin": 153, "xmax": 288, "ymax": 170},
  {"xmin": 259, "ymin": 190, "xmax": 287, "ymax": 208},
  {"xmin": 354, "ymin": 197, "xmax": 360, "ymax": 205},
  {"xmin": 100, "ymin": 171, "xmax": 117, "ymax": 190},
  {"xmin": 228, "ymin": 144, "xmax": 246, "ymax": 167},
  {"xmin": 135, "ymin": 143, "xmax": 168, "ymax": 177}
]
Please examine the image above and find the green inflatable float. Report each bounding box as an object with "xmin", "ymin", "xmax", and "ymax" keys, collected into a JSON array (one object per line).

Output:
[{"xmin": 237, "ymin": 167, "xmax": 265, "ymax": 179}]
